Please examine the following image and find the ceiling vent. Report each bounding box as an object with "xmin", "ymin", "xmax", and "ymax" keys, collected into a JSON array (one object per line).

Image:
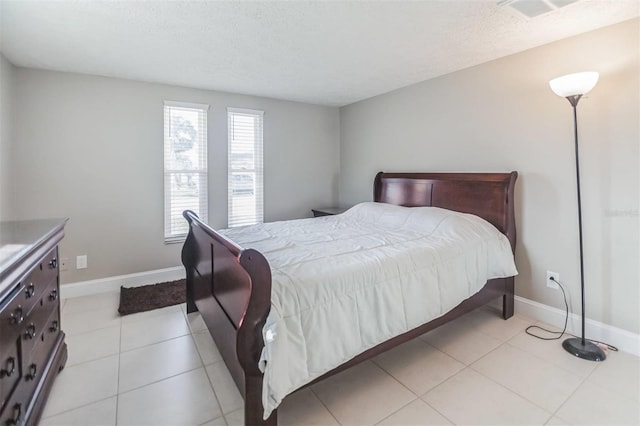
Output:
[{"xmin": 497, "ymin": 0, "xmax": 580, "ymax": 19}]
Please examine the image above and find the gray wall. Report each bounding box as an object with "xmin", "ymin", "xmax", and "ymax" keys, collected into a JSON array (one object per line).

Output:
[
  {"xmin": 339, "ymin": 19, "xmax": 639, "ymax": 333},
  {"xmin": 0, "ymin": 54, "xmax": 14, "ymax": 220},
  {"xmin": 11, "ymin": 69, "xmax": 340, "ymax": 283}
]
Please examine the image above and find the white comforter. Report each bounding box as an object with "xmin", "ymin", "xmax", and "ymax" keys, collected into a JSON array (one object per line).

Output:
[{"xmin": 219, "ymin": 202, "xmax": 517, "ymax": 418}]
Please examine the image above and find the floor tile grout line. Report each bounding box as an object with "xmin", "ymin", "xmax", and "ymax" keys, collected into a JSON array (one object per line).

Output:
[
  {"xmin": 192, "ymin": 330, "xmax": 226, "ymax": 417},
  {"xmin": 503, "ymin": 334, "xmax": 599, "ymax": 379},
  {"xmin": 420, "ymin": 324, "xmax": 504, "ymax": 366},
  {"xmin": 371, "ymin": 396, "xmax": 420, "ymax": 425},
  {"xmin": 63, "ymin": 302, "xmax": 122, "ymax": 316},
  {"xmin": 547, "ymin": 353, "xmax": 613, "ymax": 422},
  {"xmin": 460, "ymin": 335, "xmax": 508, "ymax": 368},
  {"xmin": 192, "ymin": 332, "xmax": 224, "ymax": 365},
  {"xmin": 418, "ymin": 397, "xmax": 457, "ymax": 426},
  {"xmin": 65, "ymin": 351, "xmax": 121, "ymax": 369},
  {"xmin": 117, "ymin": 364, "xmax": 206, "ymax": 396},
  {"xmin": 419, "ymin": 366, "xmax": 477, "ymax": 424},
  {"xmin": 370, "ymin": 347, "xmax": 462, "ymax": 398},
  {"xmin": 184, "ymin": 313, "xmax": 234, "ymax": 419},
  {"xmin": 61, "ymin": 292, "xmax": 119, "ymax": 312},
  {"xmin": 308, "ymin": 386, "xmax": 342, "ymax": 425},
  {"xmin": 119, "ymin": 311, "xmax": 192, "ymax": 352},
  {"xmin": 223, "ymin": 408, "xmax": 243, "ymax": 425},
  {"xmin": 580, "ymin": 354, "xmax": 640, "ymax": 404},
  {"xmin": 198, "ymin": 414, "xmax": 226, "ymax": 426},
  {"xmin": 185, "ymin": 305, "xmax": 235, "ymax": 416},
  {"xmin": 464, "ymin": 363, "xmax": 556, "ymax": 418},
  {"xmin": 64, "ymin": 330, "xmax": 192, "ymax": 369},
  {"xmin": 426, "ymin": 362, "xmax": 558, "ymax": 424},
  {"xmin": 40, "ymin": 394, "xmax": 118, "ymax": 421},
  {"xmin": 368, "ymin": 359, "xmax": 419, "ymax": 400},
  {"xmin": 39, "ymin": 351, "xmax": 121, "ymax": 413},
  {"xmin": 63, "ymin": 321, "xmax": 122, "ymax": 338},
  {"xmin": 355, "ymin": 360, "xmax": 419, "ymax": 423},
  {"xmin": 120, "ymin": 330, "xmax": 193, "ymax": 354},
  {"xmin": 63, "ymin": 303, "xmax": 185, "ymax": 338},
  {"xmin": 204, "ymin": 363, "xmax": 244, "ymax": 416}
]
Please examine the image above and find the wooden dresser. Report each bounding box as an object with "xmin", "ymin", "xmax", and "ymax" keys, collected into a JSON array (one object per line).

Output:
[{"xmin": 0, "ymin": 219, "xmax": 68, "ymax": 426}]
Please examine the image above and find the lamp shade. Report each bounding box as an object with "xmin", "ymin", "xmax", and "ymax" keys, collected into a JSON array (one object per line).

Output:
[{"xmin": 549, "ymin": 72, "xmax": 599, "ymax": 97}]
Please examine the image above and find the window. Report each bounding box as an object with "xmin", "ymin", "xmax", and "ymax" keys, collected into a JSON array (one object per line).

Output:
[
  {"xmin": 164, "ymin": 101, "xmax": 208, "ymax": 242},
  {"xmin": 227, "ymin": 108, "xmax": 264, "ymax": 227}
]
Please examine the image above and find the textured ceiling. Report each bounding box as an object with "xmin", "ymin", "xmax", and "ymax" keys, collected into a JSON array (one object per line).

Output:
[{"xmin": 1, "ymin": 0, "xmax": 638, "ymax": 106}]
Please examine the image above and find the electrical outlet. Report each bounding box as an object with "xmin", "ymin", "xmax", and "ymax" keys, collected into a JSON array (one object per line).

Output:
[
  {"xmin": 76, "ymin": 255, "xmax": 87, "ymax": 269},
  {"xmin": 60, "ymin": 257, "xmax": 69, "ymax": 271},
  {"xmin": 546, "ymin": 271, "xmax": 559, "ymax": 290}
]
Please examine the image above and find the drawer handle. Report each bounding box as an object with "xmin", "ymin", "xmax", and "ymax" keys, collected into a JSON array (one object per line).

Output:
[
  {"xmin": 24, "ymin": 322, "xmax": 36, "ymax": 340},
  {"xmin": 26, "ymin": 363, "xmax": 37, "ymax": 381},
  {"xmin": 0, "ymin": 357, "xmax": 15, "ymax": 378},
  {"xmin": 10, "ymin": 307, "xmax": 23, "ymax": 325},
  {"xmin": 6, "ymin": 403, "xmax": 21, "ymax": 426},
  {"xmin": 49, "ymin": 289, "xmax": 58, "ymax": 301},
  {"xmin": 49, "ymin": 320, "xmax": 59, "ymax": 333},
  {"xmin": 49, "ymin": 258, "xmax": 58, "ymax": 269},
  {"xmin": 25, "ymin": 283, "xmax": 35, "ymax": 298}
]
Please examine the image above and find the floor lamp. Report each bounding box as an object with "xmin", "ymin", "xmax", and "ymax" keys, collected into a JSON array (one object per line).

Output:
[{"xmin": 549, "ymin": 71, "xmax": 606, "ymax": 362}]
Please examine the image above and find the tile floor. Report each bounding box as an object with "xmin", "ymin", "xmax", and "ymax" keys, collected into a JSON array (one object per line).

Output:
[{"xmin": 40, "ymin": 292, "xmax": 640, "ymax": 426}]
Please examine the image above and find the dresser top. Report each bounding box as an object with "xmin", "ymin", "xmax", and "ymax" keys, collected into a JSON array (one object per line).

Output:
[{"xmin": 0, "ymin": 218, "xmax": 67, "ymax": 275}]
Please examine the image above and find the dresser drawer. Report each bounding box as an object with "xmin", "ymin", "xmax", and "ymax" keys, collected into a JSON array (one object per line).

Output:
[
  {"xmin": 18, "ymin": 248, "xmax": 59, "ymax": 316},
  {"xmin": 0, "ymin": 400, "xmax": 24, "ymax": 426},
  {"xmin": 0, "ymin": 336, "xmax": 21, "ymax": 414},
  {"xmin": 0, "ymin": 287, "xmax": 27, "ymax": 357},
  {"xmin": 5, "ymin": 307, "xmax": 61, "ymax": 423},
  {"xmin": 31, "ymin": 278, "xmax": 59, "ymax": 325},
  {"xmin": 20, "ymin": 279, "xmax": 59, "ymax": 362},
  {"xmin": 37, "ymin": 307, "xmax": 61, "ymax": 361},
  {"xmin": 21, "ymin": 321, "xmax": 57, "ymax": 404},
  {"xmin": 0, "ymin": 378, "xmax": 28, "ymax": 426}
]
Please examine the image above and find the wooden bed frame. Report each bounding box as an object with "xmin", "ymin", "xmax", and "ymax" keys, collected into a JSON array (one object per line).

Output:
[{"xmin": 181, "ymin": 171, "xmax": 518, "ymax": 426}]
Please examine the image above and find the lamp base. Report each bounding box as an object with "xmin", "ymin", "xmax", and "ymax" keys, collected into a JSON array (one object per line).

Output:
[{"xmin": 562, "ymin": 337, "xmax": 606, "ymax": 362}]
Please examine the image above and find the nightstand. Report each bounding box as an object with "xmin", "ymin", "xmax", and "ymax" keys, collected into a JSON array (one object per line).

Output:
[{"xmin": 312, "ymin": 207, "xmax": 348, "ymax": 217}]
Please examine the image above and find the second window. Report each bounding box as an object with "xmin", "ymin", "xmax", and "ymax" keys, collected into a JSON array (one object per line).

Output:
[{"xmin": 227, "ymin": 108, "xmax": 264, "ymax": 228}]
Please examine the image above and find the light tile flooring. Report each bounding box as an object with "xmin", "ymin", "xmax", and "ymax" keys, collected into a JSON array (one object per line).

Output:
[{"xmin": 40, "ymin": 292, "xmax": 640, "ymax": 426}]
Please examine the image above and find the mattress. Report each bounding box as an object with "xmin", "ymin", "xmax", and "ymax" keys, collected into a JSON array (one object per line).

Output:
[{"xmin": 219, "ymin": 202, "xmax": 518, "ymax": 418}]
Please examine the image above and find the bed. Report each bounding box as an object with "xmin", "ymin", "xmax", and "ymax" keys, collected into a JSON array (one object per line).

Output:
[{"xmin": 181, "ymin": 171, "xmax": 518, "ymax": 426}]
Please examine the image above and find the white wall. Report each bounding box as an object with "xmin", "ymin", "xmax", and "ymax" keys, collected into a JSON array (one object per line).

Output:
[
  {"xmin": 339, "ymin": 19, "xmax": 639, "ymax": 334},
  {"xmin": 11, "ymin": 69, "xmax": 340, "ymax": 283},
  {"xmin": 0, "ymin": 53, "xmax": 14, "ymax": 220}
]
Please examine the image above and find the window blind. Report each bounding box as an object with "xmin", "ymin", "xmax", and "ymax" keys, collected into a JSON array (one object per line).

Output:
[
  {"xmin": 164, "ymin": 101, "xmax": 208, "ymax": 242},
  {"xmin": 227, "ymin": 108, "xmax": 264, "ymax": 228}
]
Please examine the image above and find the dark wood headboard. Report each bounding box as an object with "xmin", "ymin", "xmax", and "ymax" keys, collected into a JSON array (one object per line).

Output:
[{"xmin": 374, "ymin": 172, "xmax": 517, "ymax": 252}]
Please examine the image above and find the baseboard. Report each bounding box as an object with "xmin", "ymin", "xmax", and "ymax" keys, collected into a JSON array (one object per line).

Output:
[
  {"xmin": 60, "ymin": 266, "xmax": 185, "ymax": 299},
  {"xmin": 489, "ymin": 296, "xmax": 640, "ymax": 356}
]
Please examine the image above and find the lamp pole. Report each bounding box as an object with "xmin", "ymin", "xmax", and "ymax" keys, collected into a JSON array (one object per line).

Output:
[
  {"xmin": 567, "ymin": 94, "xmax": 586, "ymax": 347},
  {"xmin": 549, "ymin": 72, "xmax": 605, "ymax": 362}
]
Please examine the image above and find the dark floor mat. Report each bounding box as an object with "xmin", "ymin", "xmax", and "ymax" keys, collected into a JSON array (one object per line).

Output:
[{"xmin": 118, "ymin": 279, "xmax": 185, "ymax": 315}]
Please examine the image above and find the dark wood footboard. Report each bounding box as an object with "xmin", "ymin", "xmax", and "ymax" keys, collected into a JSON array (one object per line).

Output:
[
  {"xmin": 181, "ymin": 210, "xmax": 276, "ymax": 425},
  {"xmin": 181, "ymin": 171, "xmax": 517, "ymax": 426}
]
